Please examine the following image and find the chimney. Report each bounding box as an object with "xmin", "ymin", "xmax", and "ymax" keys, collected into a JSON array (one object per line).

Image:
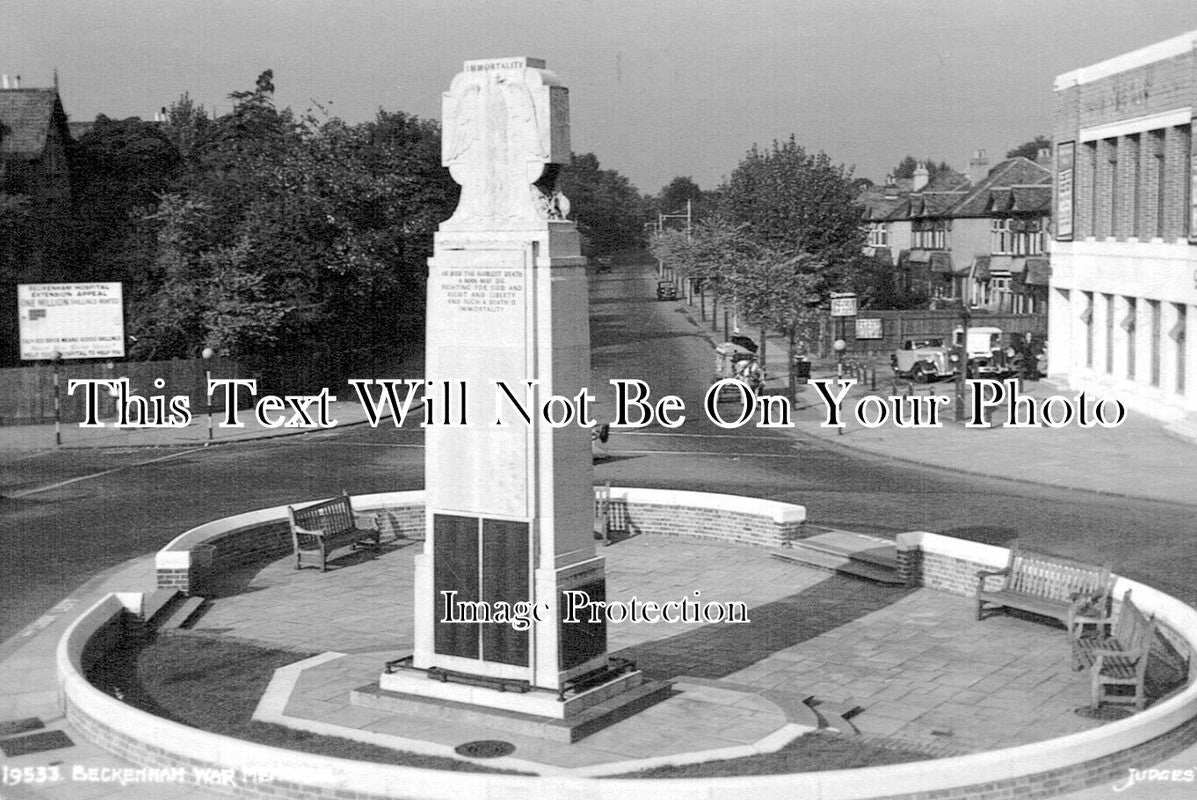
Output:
[
  {"xmin": 969, "ymin": 149, "xmax": 989, "ymax": 185},
  {"xmin": 1036, "ymin": 145, "xmax": 1053, "ymax": 166},
  {"xmin": 1, "ymin": 75, "xmax": 7, "ymax": 89},
  {"xmin": 12, "ymin": 75, "xmax": 20, "ymax": 89},
  {"xmin": 912, "ymin": 162, "xmax": 930, "ymax": 192}
]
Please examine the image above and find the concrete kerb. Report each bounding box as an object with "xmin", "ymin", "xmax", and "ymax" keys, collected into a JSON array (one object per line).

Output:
[
  {"xmin": 788, "ymin": 422, "xmax": 1197, "ymax": 512},
  {"xmin": 675, "ymin": 302, "xmax": 1197, "ymax": 511},
  {"xmin": 59, "ymin": 492, "xmax": 1197, "ymax": 800}
]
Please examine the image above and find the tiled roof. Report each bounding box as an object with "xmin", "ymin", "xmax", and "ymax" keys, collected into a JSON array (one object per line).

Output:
[
  {"xmin": 929, "ymin": 252, "xmax": 955, "ymax": 273},
  {"xmin": 883, "ymin": 170, "xmax": 970, "ymax": 221},
  {"xmin": 987, "ymin": 188, "xmax": 1013, "ymax": 213},
  {"xmin": 1011, "ymin": 186, "xmax": 1051, "ymax": 213},
  {"xmin": 1025, "ymin": 257, "xmax": 1051, "ymax": 286},
  {"xmin": 0, "ymin": 88, "xmax": 62, "ymax": 159},
  {"xmin": 953, "ymin": 157, "xmax": 1051, "ymax": 217},
  {"xmin": 861, "ymin": 195, "xmax": 905, "ymax": 221},
  {"xmin": 924, "ymin": 171, "xmax": 971, "ymax": 192},
  {"xmin": 911, "ymin": 192, "xmax": 966, "ymax": 217},
  {"xmin": 973, "ymin": 255, "xmax": 991, "ymax": 280}
]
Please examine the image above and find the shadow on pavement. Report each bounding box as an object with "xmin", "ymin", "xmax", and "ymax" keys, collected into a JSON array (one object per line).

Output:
[{"xmin": 615, "ymin": 574, "xmax": 914, "ymax": 681}]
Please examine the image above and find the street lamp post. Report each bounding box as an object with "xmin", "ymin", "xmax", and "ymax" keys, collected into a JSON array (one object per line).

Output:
[
  {"xmin": 52, "ymin": 351, "xmax": 62, "ymax": 447},
  {"xmin": 833, "ymin": 339, "xmax": 847, "ymax": 436},
  {"xmin": 201, "ymin": 347, "xmax": 214, "ymax": 443}
]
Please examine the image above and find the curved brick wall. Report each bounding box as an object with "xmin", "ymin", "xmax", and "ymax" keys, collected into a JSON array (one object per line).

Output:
[
  {"xmin": 154, "ymin": 488, "xmax": 805, "ymax": 594},
  {"xmin": 62, "ymin": 497, "xmax": 1190, "ymax": 799}
]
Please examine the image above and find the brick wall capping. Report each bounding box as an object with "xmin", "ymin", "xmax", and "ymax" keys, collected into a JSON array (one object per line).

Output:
[
  {"xmin": 155, "ymin": 491, "xmax": 428, "ymax": 571},
  {"xmin": 607, "ymin": 486, "xmax": 807, "ymax": 525}
]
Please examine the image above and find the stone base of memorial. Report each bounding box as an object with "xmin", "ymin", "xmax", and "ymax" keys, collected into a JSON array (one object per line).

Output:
[{"xmin": 364, "ymin": 667, "xmax": 669, "ymax": 743}]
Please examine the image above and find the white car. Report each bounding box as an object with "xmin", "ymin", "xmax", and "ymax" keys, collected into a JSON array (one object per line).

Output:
[{"xmin": 891, "ymin": 338, "xmax": 951, "ymax": 382}]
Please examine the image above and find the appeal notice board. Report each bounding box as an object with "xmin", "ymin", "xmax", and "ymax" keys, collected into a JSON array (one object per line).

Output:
[{"xmin": 18, "ymin": 283, "xmax": 125, "ymax": 361}]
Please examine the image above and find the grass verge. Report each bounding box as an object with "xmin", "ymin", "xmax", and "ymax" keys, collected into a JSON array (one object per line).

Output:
[
  {"xmin": 87, "ymin": 630, "xmax": 526, "ymax": 774},
  {"xmin": 615, "ymin": 730, "xmax": 929, "ymax": 778}
]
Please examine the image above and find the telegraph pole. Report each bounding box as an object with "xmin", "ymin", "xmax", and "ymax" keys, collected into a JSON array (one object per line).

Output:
[{"xmin": 955, "ymin": 304, "xmax": 972, "ymax": 423}]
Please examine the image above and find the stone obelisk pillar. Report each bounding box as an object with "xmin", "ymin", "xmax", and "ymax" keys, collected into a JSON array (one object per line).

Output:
[{"xmin": 401, "ymin": 57, "xmax": 607, "ymax": 692}]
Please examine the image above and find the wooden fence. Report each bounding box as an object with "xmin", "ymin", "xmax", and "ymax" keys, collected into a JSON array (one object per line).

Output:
[
  {"xmin": 820, "ymin": 309, "xmax": 1048, "ymax": 357},
  {"xmin": 0, "ymin": 344, "xmax": 409, "ymax": 426}
]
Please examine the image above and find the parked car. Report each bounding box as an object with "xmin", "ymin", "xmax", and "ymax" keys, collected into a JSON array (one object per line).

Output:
[
  {"xmin": 891, "ymin": 327, "xmax": 1018, "ymax": 383},
  {"xmin": 953, "ymin": 326, "xmax": 1018, "ymax": 379},
  {"xmin": 656, "ymin": 280, "xmax": 678, "ymax": 301},
  {"xmin": 891, "ymin": 337, "xmax": 952, "ymax": 383}
]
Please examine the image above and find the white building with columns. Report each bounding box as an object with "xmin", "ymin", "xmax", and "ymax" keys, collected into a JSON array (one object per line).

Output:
[{"xmin": 1050, "ymin": 30, "xmax": 1197, "ymax": 426}]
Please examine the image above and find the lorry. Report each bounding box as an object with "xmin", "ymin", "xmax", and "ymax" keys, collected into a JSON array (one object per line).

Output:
[{"xmin": 891, "ymin": 326, "xmax": 1017, "ymax": 382}]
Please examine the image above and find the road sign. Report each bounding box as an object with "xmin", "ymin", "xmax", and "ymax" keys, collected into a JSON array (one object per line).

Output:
[
  {"xmin": 18, "ymin": 283, "xmax": 125, "ymax": 360},
  {"xmin": 829, "ymin": 293, "xmax": 857, "ymax": 317},
  {"xmin": 855, "ymin": 318, "xmax": 883, "ymax": 339}
]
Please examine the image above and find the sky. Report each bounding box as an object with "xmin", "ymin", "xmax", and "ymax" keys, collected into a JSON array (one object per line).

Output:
[{"xmin": 4, "ymin": 0, "xmax": 1197, "ymax": 196}]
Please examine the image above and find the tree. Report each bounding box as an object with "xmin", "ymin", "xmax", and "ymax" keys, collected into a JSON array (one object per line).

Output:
[
  {"xmin": 1006, "ymin": 135, "xmax": 1052, "ymax": 161},
  {"xmin": 124, "ymin": 72, "xmax": 456, "ymax": 366},
  {"xmin": 890, "ymin": 156, "xmax": 955, "ymax": 182},
  {"xmin": 66, "ymin": 115, "xmax": 183, "ymax": 282},
  {"xmin": 649, "ymin": 215, "xmax": 758, "ymax": 327},
  {"xmin": 558, "ymin": 152, "xmax": 649, "ymax": 256},
  {"xmin": 657, "ymin": 175, "xmax": 702, "ymax": 214},
  {"xmin": 733, "ymin": 249, "xmax": 821, "ymax": 399},
  {"xmin": 162, "ymin": 92, "xmax": 213, "ymax": 164},
  {"xmin": 720, "ymin": 136, "xmax": 865, "ymax": 294},
  {"xmin": 846, "ymin": 251, "xmax": 928, "ymax": 310}
]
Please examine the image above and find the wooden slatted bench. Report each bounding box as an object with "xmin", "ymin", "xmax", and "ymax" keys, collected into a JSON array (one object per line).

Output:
[
  {"xmin": 1072, "ymin": 590, "xmax": 1156, "ymax": 711},
  {"xmin": 287, "ymin": 492, "xmax": 381, "ymax": 571},
  {"xmin": 976, "ymin": 544, "xmax": 1114, "ymax": 630}
]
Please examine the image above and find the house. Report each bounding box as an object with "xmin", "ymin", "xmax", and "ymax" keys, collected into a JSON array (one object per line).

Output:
[
  {"xmin": 1050, "ymin": 29, "xmax": 1197, "ymax": 423},
  {"xmin": 881, "ymin": 163, "xmax": 971, "ymax": 303},
  {"xmin": 877, "ymin": 152, "xmax": 1052, "ymax": 314},
  {"xmin": 0, "ymin": 78, "xmax": 71, "ymax": 212},
  {"xmin": 860, "ymin": 175, "xmax": 913, "ymax": 267},
  {"xmin": 948, "ymin": 154, "xmax": 1052, "ymax": 313},
  {"xmin": 0, "ymin": 76, "xmax": 73, "ymax": 365}
]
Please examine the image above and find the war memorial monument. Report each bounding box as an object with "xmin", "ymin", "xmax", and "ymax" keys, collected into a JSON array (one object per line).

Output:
[
  {"xmin": 35, "ymin": 56, "xmax": 1197, "ymax": 800},
  {"xmin": 372, "ymin": 56, "xmax": 668, "ymax": 732}
]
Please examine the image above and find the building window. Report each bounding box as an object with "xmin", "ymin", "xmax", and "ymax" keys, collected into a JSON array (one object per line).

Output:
[
  {"xmin": 1129, "ymin": 133, "xmax": 1141, "ymax": 238},
  {"xmin": 1107, "ymin": 138, "xmax": 1118, "ymax": 237},
  {"xmin": 1173, "ymin": 304, "xmax": 1187, "ymax": 395},
  {"xmin": 1149, "ymin": 300, "xmax": 1160, "ymax": 387},
  {"xmin": 1183, "ymin": 126, "xmax": 1193, "ymax": 238},
  {"xmin": 1154, "ymin": 130, "xmax": 1166, "ymax": 238},
  {"xmin": 990, "ymin": 218, "xmax": 1044, "ymax": 255},
  {"xmin": 1086, "ymin": 141, "xmax": 1099, "ymax": 237},
  {"xmin": 1082, "ymin": 292, "xmax": 1094, "ymax": 369},
  {"xmin": 1104, "ymin": 293, "xmax": 1114, "ymax": 374},
  {"xmin": 913, "ymin": 219, "xmax": 946, "ymax": 249},
  {"xmin": 868, "ymin": 222, "xmax": 890, "ymax": 247},
  {"xmin": 991, "ymin": 277, "xmax": 1011, "ymax": 312},
  {"xmin": 991, "ymin": 218, "xmax": 1011, "ymax": 253},
  {"xmin": 1124, "ymin": 298, "xmax": 1137, "ymax": 381}
]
